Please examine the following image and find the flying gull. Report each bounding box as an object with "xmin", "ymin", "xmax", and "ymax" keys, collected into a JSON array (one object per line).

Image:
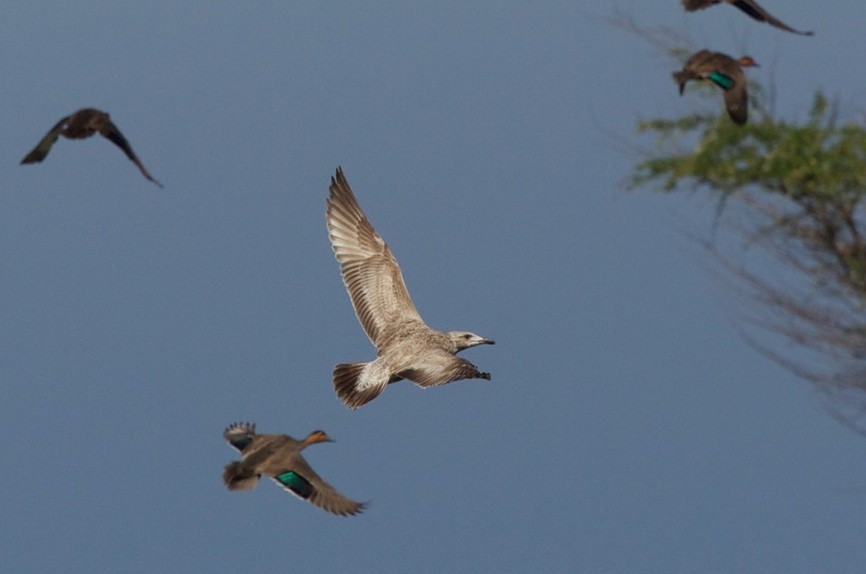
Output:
[
  {"xmin": 222, "ymin": 422, "xmax": 366, "ymax": 517},
  {"xmin": 326, "ymin": 167, "xmax": 495, "ymax": 409},
  {"xmin": 21, "ymin": 108, "xmax": 163, "ymax": 188}
]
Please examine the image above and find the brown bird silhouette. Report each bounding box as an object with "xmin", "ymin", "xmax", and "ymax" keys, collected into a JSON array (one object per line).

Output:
[
  {"xmin": 21, "ymin": 108, "xmax": 163, "ymax": 188},
  {"xmin": 673, "ymin": 50, "xmax": 759, "ymax": 125},
  {"xmin": 682, "ymin": 0, "xmax": 813, "ymax": 36},
  {"xmin": 222, "ymin": 422, "xmax": 366, "ymax": 517}
]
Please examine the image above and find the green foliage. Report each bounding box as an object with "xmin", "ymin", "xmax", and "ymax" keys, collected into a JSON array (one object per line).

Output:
[
  {"xmin": 634, "ymin": 89, "xmax": 866, "ymax": 290},
  {"xmin": 631, "ymin": 92, "xmax": 866, "ymax": 205},
  {"xmin": 630, "ymin": 87, "xmax": 866, "ymax": 429}
]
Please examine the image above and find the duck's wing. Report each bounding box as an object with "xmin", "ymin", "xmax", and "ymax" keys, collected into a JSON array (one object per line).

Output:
[
  {"xmin": 721, "ymin": 68, "xmax": 749, "ymax": 125},
  {"xmin": 21, "ymin": 116, "xmax": 70, "ymax": 164},
  {"xmin": 97, "ymin": 118, "xmax": 164, "ymax": 188},
  {"xmin": 732, "ymin": 0, "xmax": 813, "ymax": 35},
  {"xmin": 326, "ymin": 167, "xmax": 425, "ymax": 347},
  {"xmin": 682, "ymin": 0, "xmax": 813, "ymax": 35},
  {"xmin": 681, "ymin": 0, "xmax": 717, "ymax": 11},
  {"xmin": 268, "ymin": 455, "xmax": 366, "ymax": 517},
  {"xmin": 223, "ymin": 422, "xmax": 258, "ymax": 453},
  {"xmin": 401, "ymin": 350, "xmax": 491, "ymax": 388}
]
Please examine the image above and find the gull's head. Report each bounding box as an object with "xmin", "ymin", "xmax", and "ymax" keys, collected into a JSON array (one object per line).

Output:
[{"xmin": 448, "ymin": 331, "xmax": 496, "ymax": 353}]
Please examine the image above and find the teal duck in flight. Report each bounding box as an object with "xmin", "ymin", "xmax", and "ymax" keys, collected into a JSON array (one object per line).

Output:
[
  {"xmin": 326, "ymin": 167, "xmax": 495, "ymax": 409},
  {"xmin": 21, "ymin": 108, "xmax": 163, "ymax": 188},
  {"xmin": 222, "ymin": 422, "xmax": 366, "ymax": 517},
  {"xmin": 673, "ymin": 50, "xmax": 759, "ymax": 125},
  {"xmin": 682, "ymin": 0, "xmax": 813, "ymax": 36}
]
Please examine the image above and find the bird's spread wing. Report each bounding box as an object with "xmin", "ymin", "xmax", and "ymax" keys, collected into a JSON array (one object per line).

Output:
[
  {"xmin": 732, "ymin": 0, "xmax": 813, "ymax": 35},
  {"xmin": 269, "ymin": 456, "xmax": 366, "ymax": 517},
  {"xmin": 722, "ymin": 69, "xmax": 749, "ymax": 125},
  {"xmin": 681, "ymin": 0, "xmax": 812, "ymax": 35},
  {"xmin": 224, "ymin": 422, "xmax": 257, "ymax": 453},
  {"xmin": 21, "ymin": 116, "xmax": 69, "ymax": 164},
  {"xmin": 681, "ymin": 0, "xmax": 715, "ymax": 11},
  {"xmin": 326, "ymin": 167, "xmax": 424, "ymax": 346},
  {"xmin": 401, "ymin": 351, "xmax": 491, "ymax": 388},
  {"xmin": 98, "ymin": 120, "xmax": 164, "ymax": 188}
]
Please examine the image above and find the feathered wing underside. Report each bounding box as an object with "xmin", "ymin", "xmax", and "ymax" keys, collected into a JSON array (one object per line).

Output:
[
  {"xmin": 681, "ymin": 0, "xmax": 812, "ymax": 35},
  {"xmin": 327, "ymin": 168, "xmax": 424, "ymax": 346},
  {"xmin": 730, "ymin": 0, "xmax": 813, "ymax": 35},
  {"xmin": 722, "ymin": 75, "xmax": 749, "ymax": 125},
  {"xmin": 20, "ymin": 116, "xmax": 69, "ymax": 164},
  {"xmin": 269, "ymin": 456, "xmax": 366, "ymax": 517},
  {"xmin": 99, "ymin": 121, "xmax": 164, "ymax": 188},
  {"xmin": 223, "ymin": 422, "xmax": 257, "ymax": 453},
  {"xmin": 400, "ymin": 351, "xmax": 491, "ymax": 388}
]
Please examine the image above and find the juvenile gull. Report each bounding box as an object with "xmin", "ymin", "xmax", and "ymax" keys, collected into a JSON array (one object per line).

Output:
[
  {"xmin": 326, "ymin": 167, "xmax": 495, "ymax": 409},
  {"xmin": 21, "ymin": 108, "xmax": 163, "ymax": 188},
  {"xmin": 222, "ymin": 422, "xmax": 366, "ymax": 517}
]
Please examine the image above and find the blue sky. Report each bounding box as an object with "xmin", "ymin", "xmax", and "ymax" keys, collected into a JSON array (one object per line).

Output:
[{"xmin": 3, "ymin": 2, "xmax": 865, "ymax": 573}]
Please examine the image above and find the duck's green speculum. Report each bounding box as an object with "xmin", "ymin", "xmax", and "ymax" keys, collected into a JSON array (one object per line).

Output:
[
  {"xmin": 276, "ymin": 471, "xmax": 314, "ymax": 499},
  {"xmin": 708, "ymin": 71, "xmax": 735, "ymax": 90}
]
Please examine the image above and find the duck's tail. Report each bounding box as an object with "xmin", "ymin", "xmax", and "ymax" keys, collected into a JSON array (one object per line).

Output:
[
  {"xmin": 222, "ymin": 461, "xmax": 260, "ymax": 491},
  {"xmin": 672, "ymin": 70, "xmax": 692, "ymax": 95},
  {"xmin": 333, "ymin": 362, "xmax": 388, "ymax": 409}
]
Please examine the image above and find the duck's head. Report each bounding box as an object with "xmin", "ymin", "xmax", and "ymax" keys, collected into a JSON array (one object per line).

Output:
[
  {"xmin": 304, "ymin": 430, "xmax": 334, "ymax": 445},
  {"xmin": 738, "ymin": 56, "xmax": 759, "ymax": 68},
  {"xmin": 448, "ymin": 331, "xmax": 496, "ymax": 353}
]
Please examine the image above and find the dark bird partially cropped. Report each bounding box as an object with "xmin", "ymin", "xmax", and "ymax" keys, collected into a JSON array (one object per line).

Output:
[
  {"xmin": 673, "ymin": 50, "xmax": 759, "ymax": 125},
  {"xmin": 222, "ymin": 422, "xmax": 366, "ymax": 517},
  {"xmin": 682, "ymin": 0, "xmax": 813, "ymax": 36},
  {"xmin": 21, "ymin": 108, "xmax": 163, "ymax": 188},
  {"xmin": 326, "ymin": 167, "xmax": 495, "ymax": 409}
]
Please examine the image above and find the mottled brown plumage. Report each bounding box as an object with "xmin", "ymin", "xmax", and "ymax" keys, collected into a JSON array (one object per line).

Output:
[
  {"xmin": 21, "ymin": 108, "xmax": 163, "ymax": 188},
  {"xmin": 326, "ymin": 167, "xmax": 495, "ymax": 409},
  {"xmin": 222, "ymin": 422, "xmax": 366, "ymax": 517},
  {"xmin": 673, "ymin": 50, "xmax": 759, "ymax": 125},
  {"xmin": 682, "ymin": 0, "xmax": 813, "ymax": 36}
]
